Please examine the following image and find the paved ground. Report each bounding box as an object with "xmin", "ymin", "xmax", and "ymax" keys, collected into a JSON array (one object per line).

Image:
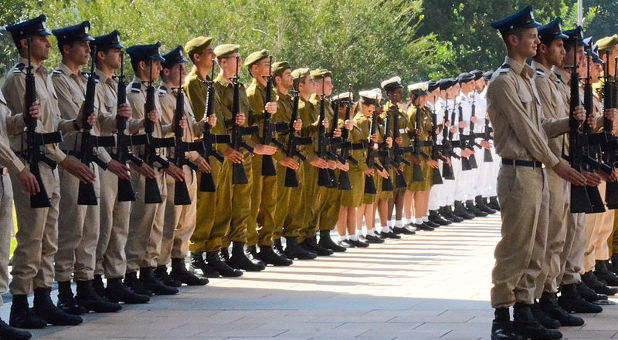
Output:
[{"xmin": 2, "ymin": 214, "xmax": 618, "ymax": 339}]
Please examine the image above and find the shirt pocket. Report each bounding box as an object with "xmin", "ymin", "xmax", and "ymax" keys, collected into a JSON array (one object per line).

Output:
[{"xmin": 518, "ymin": 88, "xmax": 534, "ymax": 116}]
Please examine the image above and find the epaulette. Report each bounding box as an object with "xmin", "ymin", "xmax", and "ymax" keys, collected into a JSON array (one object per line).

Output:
[
  {"xmin": 130, "ymin": 82, "xmax": 141, "ymax": 93},
  {"xmin": 158, "ymin": 86, "xmax": 168, "ymax": 95},
  {"xmin": 52, "ymin": 69, "xmax": 63, "ymax": 75},
  {"xmin": 15, "ymin": 63, "xmax": 25, "ymax": 72},
  {"xmin": 535, "ymin": 68, "xmax": 545, "ymax": 77},
  {"xmin": 554, "ymin": 73, "xmax": 563, "ymax": 84},
  {"xmin": 497, "ymin": 64, "xmax": 510, "ymax": 74}
]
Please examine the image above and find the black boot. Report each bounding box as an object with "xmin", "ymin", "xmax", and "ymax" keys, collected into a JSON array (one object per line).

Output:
[
  {"xmin": 105, "ymin": 278, "xmax": 150, "ymax": 304},
  {"xmin": 284, "ymin": 237, "xmax": 317, "ymax": 260},
  {"xmin": 512, "ymin": 303, "xmax": 562, "ymax": 339},
  {"xmin": 75, "ymin": 280, "xmax": 122, "ymax": 313},
  {"xmin": 488, "ymin": 196, "xmax": 501, "ymax": 211},
  {"xmin": 611, "ymin": 255, "xmax": 618, "ymax": 275},
  {"xmin": 93, "ymin": 274, "xmax": 105, "ymax": 298},
  {"xmin": 453, "ymin": 201, "xmax": 474, "ymax": 220},
  {"xmin": 424, "ymin": 218, "xmax": 440, "ymax": 228},
  {"xmin": 476, "ymin": 195, "xmax": 496, "ymax": 214},
  {"xmin": 33, "ymin": 288, "xmax": 83, "ymax": 326},
  {"xmin": 466, "ymin": 199, "xmax": 488, "ymax": 217},
  {"xmin": 301, "ymin": 235, "xmax": 334, "ymax": 256},
  {"xmin": 539, "ymin": 292, "xmax": 584, "ymax": 326},
  {"xmin": 576, "ymin": 281, "xmax": 608, "ymax": 302},
  {"xmin": 429, "ymin": 210, "xmax": 450, "ymax": 226},
  {"xmin": 56, "ymin": 281, "xmax": 87, "ymax": 315},
  {"xmin": 582, "ymin": 271, "xmax": 617, "ymax": 295},
  {"xmin": 442, "ymin": 205, "xmax": 463, "ymax": 222},
  {"xmin": 228, "ymin": 242, "xmax": 266, "ymax": 271},
  {"xmin": 124, "ymin": 271, "xmax": 152, "ymax": 296},
  {"xmin": 191, "ymin": 252, "xmax": 221, "ymax": 278},
  {"xmin": 220, "ymin": 247, "xmax": 230, "ymax": 263},
  {"xmin": 490, "ymin": 308, "xmax": 522, "ymax": 340},
  {"xmin": 258, "ymin": 246, "xmax": 293, "ymax": 266},
  {"xmin": 206, "ymin": 251, "xmax": 243, "ymax": 277},
  {"xmin": 558, "ymin": 283, "xmax": 602, "ymax": 313},
  {"xmin": 139, "ymin": 267, "xmax": 178, "ymax": 295},
  {"xmin": 154, "ymin": 265, "xmax": 182, "ymax": 287},
  {"xmin": 9, "ymin": 295, "xmax": 46, "ymax": 329},
  {"xmin": 318, "ymin": 230, "xmax": 347, "ymax": 252},
  {"xmin": 170, "ymin": 258, "xmax": 208, "ymax": 286},
  {"xmin": 0, "ymin": 316, "xmax": 32, "ymax": 340},
  {"xmin": 530, "ymin": 301, "xmax": 560, "ymax": 329},
  {"xmin": 594, "ymin": 260, "xmax": 618, "ymax": 286},
  {"xmin": 273, "ymin": 238, "xmax": 284, "ymax": 254}
]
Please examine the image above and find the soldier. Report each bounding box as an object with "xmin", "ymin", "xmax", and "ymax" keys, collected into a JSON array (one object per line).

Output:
[
  {"xmin": 50, "ymin": 21, "xmax": 123, "ymax": 315},
  {"xmin": 487, "ymin": 6, "xmax": 587, "ymax": 339},
  {"xmin": 157, "ymin": 45, "xmax": 211, "ymax": 286},
  {"xmin": 123, "ymin": 42, "xmax": 186, "ymax": 296},
  {"xmin": 90, "ymin": 30, "xmax": 152, "ymax": 304}
]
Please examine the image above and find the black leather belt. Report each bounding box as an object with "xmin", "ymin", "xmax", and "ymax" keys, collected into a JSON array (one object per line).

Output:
[{"xmin": 502, "ymin": 158, "xmax": 543, "ymax": 168}]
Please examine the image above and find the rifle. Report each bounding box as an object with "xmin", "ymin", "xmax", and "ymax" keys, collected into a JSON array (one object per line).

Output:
[
  {"xmin": 325, "ymin": 93, "xmax": 342, "ymax": 189},
  {"xmin": 411, "ymin": 103, "xmax": 430, "ymax": 183},
  {"xmin": 143, "ymin": 58, "xmax": 175, "ymax": 203},
  {"xmin": 194, "ymin": 60, "xmax": 230, "ymax": 192},
  {"xmin": 482, "ymin": 115, "xmax": 494, "ymax": 163},
  {"xmin": 115, "ymin": 51, "xmax": 147, "ymax": 202},
  {"xmin": 259, "ymin": 56, "xmax": 287, "ymax": 177},
  {"xmin": 379, "ymin": 108, "xmax": 394, "ymax": 191},
  {"xmin": 466, "ymin": 91, "xmax": 479, "ymax": 168},
  {"xmin": 364, "ymin": 110, "xmax": 385, "ymax": 194},
  {"xmin": 21, "ymin": 37, "xmax": 63, "ymax": 208},
  {"xmin": 439, "ymin": 97, "xmax": 456, "ymax": 180},
  {"xmin": 390, "ymin": 103, "xmax": 411, "ymax": 188},
  {"xmin": 316, "ymin": 78, "xmax": 335, "ymax": 187},
  {"xmin": 429, "ymin": 104, "xmax": 443, "ymax": 185},
  {"xmin": 283, "ymin": 88, "xmax": 312, "ymax": 188},
  {"xmin": 337, "ymin": 91, "xmax": 361, "ymax": 191},
  {"xmin": 457, "ymin": 101, "xmax": 472, "ymax": 171},
  {"xmin": 76, "ymin": 45, "xmax": 116, "ymax": 205},
  {"xmin": 230, "ymin": 55, "xmax": 259, "ymax": 184},
  {"xmin": 604, "ymin": 54, "xmax": 618, "ymax": 209}
]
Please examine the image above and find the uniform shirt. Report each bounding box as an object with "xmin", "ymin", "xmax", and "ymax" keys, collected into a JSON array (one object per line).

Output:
[
  {"xmin": 246, "ymin": 78, "xmax": 285, "ymax": 160},
  {"xmin": 0, "ymin": 92, "xmax": 26, "ymax": 174},
  {"xmin": 2, "ymin": 57, "xmax": 78, "ymax": 163},
  {"xmin": 51, "ymin": 63, "xmax": 111, "ymax": 163},
  {"xmin": 183, "ymin": 65, "xmax": 209, "ymax": 122},
  {"xmin": 487, "ymin": 57, "xmax": 567, "ymax": 167}
]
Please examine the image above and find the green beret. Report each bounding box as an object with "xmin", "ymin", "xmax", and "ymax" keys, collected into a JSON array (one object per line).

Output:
[
  {"xmin": 291, "ymin": 68, "xmax": 311, "ymax": 80},
  {"xmin": 214, "ymin": 43, "xmax": 240, "ymax": 58},
  {"xmin": 184, "ymin": 36, "xmax": 213, "ymax": 57},
  {"xmin": 310, "ymin": 68, "xmax": 332, "ymax": 79},
  {"xmin": 244, "ymin": 49, "xmax": 269, "ymax": 68},
  {"xmin": 272, "ymin": 61, "xmax": 291, "ymax": 78},
  {"xmin": 597, "ymin": 34, "xmax": 618, "ymax": 52}
]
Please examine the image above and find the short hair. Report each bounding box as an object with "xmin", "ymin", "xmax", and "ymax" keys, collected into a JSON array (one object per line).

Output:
[
  {"xmin": 501, "ymin": 28, "xmax": 525, "ymax": 47},
  {"xmin": 57, "ymin": 40, "xmax": 77, "ymax": 57}
]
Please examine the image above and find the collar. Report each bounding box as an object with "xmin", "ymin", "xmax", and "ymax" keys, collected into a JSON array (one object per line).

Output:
[
  {"xmin": 552, "ymin": 66, "xmax": 571, "ymax": 84},
  {"xmin": 57, "ymin": 62, "xmax": 81, "ymax": 77},
  {"xmin": 504, "ymin": 56, "xmax": 534, "ymax": 78},
  {"xmin": 94, "ymin": 68, "xmax": 115, "ymax": 85},
  {"xmin": 18, "ymin": 56, "xmax": 48, "ymax": 76}
]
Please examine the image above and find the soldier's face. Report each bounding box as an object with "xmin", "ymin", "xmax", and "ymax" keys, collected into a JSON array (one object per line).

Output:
[
  {"xmin": 390, "ymin": 87, "xmax": 403, "ymax": 103},
  {"xmin": 221, "ymin": 52, "xmax": 242, "ymax": 76},
  {"xmin": 195, "ymin": 45, "xmax": 215, "ymax": 70},
  {"xmin": 512, "ymin": 28, "xmax": 540, "ymax": 58},
  {"xmin": 278, "ymin": 69, "xmax": 294, "ymax": 90},
  {"xmin": 361, "ymin": 103, "xmax": 375, "ymax": 117},
  {"xmin": 474, "ymin": 78, "xmax": 484, "ymax": 92},
  {"xmin": 142, "ymin": 60, "xmax": 162, "ymax": 81},
  {"xmin": 252, "ymin": 58, "xmax": 271, "ymax": 82},
  {"xmin": 96, "ymin": 48, "xmax": 122, "ymax": 70},
  {"xmin": 23, "ymin": 35, "xmax": 51, "ymax": 62},
  {"xmin": 591, "ymin": 62, "xmax": 603, "ymax": 82},
  {"xmin": 546, "ymin": 39, "xmax": 565, "ymax": 67},
  {"xmin": 64, "ymin": 40, "xmax": 91, "ymax": 67},
  {"xmin": 322, "ymin": 77, "xmax": 333, "ymax": 96},
  {"xmin": 299, "ymin": 76, "xmax": 315, "ymax": 96},
  {"xmin": 166, "ymin": 62, "xmax": 187, "ymax": 86}
]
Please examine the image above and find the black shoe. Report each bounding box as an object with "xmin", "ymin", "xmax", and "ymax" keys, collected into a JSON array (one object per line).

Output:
[
  {"xmin": 338, "ymin": 239, "xmax": 353, "ymax": 248},
  {"xmin": 531, "ymin": 302, "xmax": 560, "ymax": 329},
  {"xmin": 576, "ymin": 281, "xmax": 608, "ymax": 302},
  {"xmin": 258, "ymin": 246, "xmax": 294, "ymax": 266},
  {"xmin": 611, "ymin": 255, "xmax": 618, "ymax": 275},
  {"xmin": 140, "ymin": 267, "xmax": 178, "ymax": 295},
  {"xmin": 154, "ymin": 265, "xmax": 182, "ymax": 287},
  {"xmin": 206, "ymin": 251, "xmax": 243, "ymax": 277},
  {"xmin": 0, "ymin": 317, "xmax": 32, "ymax": 340},
  {"xmin": 365, "ymin": 234, "xmax": 385, "ymax": 244},
  {"xmin": 491, "ymin": 308, "xmax": 523, "ymax": 340},
  {"xmin": 429, "ymin": 210, "xmax": 450, "ymax": 226},
  {"xmin": 93, "ymin": 275, "xmax": 105, "ymax": 298},
  {"xmin": 380, "ymin": 230, "xmax": 401, "ymax": 239},
  {"xmin": 559, "ymin": 283, "xmax": 602, "ymax": 313},
  {"xmin": 124, "ymin": 271, "xmax": 153, "ymax": 296},
  {"xmin": 594, "ymin": 260, "xmax": 618, "ymax": 286},
  {"xmin": 105, "ymin": 278, "xmax": 150, "ymax": 304},
  {"xmin": 415, "ymin": 223, "xmax": 434, "ymax": 231},
  {"xmin": 466, "ymin": 200, "xmax": 488, "ymax": 217},
  {"xmin": 454, "ymin": 201, "xmax": 475, "ymax": 219},
  {"xmin": 582, "ymin": 271, "xmax": 617, "ymax": 295},
  {"xmin": 318, "ymin": 230, "xmax": 347, "ymax": 252},
  {"xmin": 442, "ymin": 205, "xmax": 464, "ymax": 222},
  {"xmin": 228, "ymin": 242, "xmax": 266, "ymax": 271},
  {"xmin": 9, "ymin": 295, "xmax": 46, "ymax": 329},
  {"xmin": 392, "ymin": 226, "xmax": 414, "ymax": 235},
  {"xmin": 220, "ymin": 247, "xmax": 230, "ymax": 263},
  {"xmin": 424, "ymin": 219, "xmax": 440, "ymax": 228},
  {"xmin": 348, "ymin": 239, "xmax": 369, "ymax": 248},
  {"xmin": 273, "ymin": 238, "xmax": 284, "ymax": 254},
  {"xmin": 33, "ymin": 288, "xmax": 83, "ymax": 326},
  {"xmin": 403, "ymin": 225, "xmax": 418, "ymax": 234},
  {"xmin": 56, "ymin": 281, "xmax": 88, "ymax": 315},
  {"xmin": 301, "ymin": 236, "xmax": 334, "ymax": 256},
  {"xmin": 75, "ymin": 280, "xmax": 122, "ymax": 313},
  {"xmin": 512, "ymin": 303, "xmax": 562, "ymax": 339},
  {"xmin": 488, "ymin": 196, "xmax": 501, "ymax": 211},
  {"xmin": 284, "ymin": 237, "xmax": 317, "ymax": 260},
  {"xmin": 170, "ymin": 258, "xmax": 209, "ymax": 285},
  {"xmin": 539, "ymin": 292, "xmax": 584, "ymax": 326},
  {"xmin": 191, "ymin": 252, "xmax": 221, "ymax": 278},
  {"xmin": 476, "ymin": 196, "xmax": 497, "ymax": 214}
]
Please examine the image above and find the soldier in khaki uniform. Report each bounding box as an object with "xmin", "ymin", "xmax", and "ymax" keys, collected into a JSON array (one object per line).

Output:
[
  {"xmin": 487, "ymin": 7, "xmax": 588, "ymax": 339},
  {"xmin": 90, "ymin": 30, "xmax": 151, "ymax": 304},
  {"xmin": 156, "ymin": 45, "xmax": 210, "ymax": 286},
  {"xmin": 123, "ymin": 42, "xmax": 185, "ymax": 296},
  {"xmin": 50, "ymin": 21, "xmax": 123, "ymax": 315},
  {"xmin": 3, "ymin": 15, "xmax": 99, "ymax": 329}
]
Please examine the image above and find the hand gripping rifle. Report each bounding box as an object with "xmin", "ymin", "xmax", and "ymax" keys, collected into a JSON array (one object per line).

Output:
[
  {"xmin": 21, "ymin": 38, "xmax": 63, "ymax": 208},
  {"xmin": 316, "ymin": 78, "xmax": 335, "ymax": 187},
  {"xmin": 439, "ymin": 97, "xmax": 457, "ymax": 180},
  {"xmin": 456, "ymin": 101, "xmax": 472, "ymax": 171},
  {"xmin": 604, "ymin": 54, "xmax": 618, "ymax": 209},
  {"xmin": 230, "ymin": 55, "xmax": 259, "ymax": 184},
  {"xmin": 115, "ymin": 52, "xmax": 147, "ymax": 202},
  {"xmin": 465, "ymin": 92, "xmax": 480, "ymax": 168},
  {"xmin": 283, "ymin": 88, "xmax": 312, "ymax": 188},
  {"xmin": 259, "ymin": 56, "xmax": 288, "ymax": 177}
]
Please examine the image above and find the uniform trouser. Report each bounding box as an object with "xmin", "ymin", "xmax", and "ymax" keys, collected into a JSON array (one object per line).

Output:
[
  {"xmin": 0, "ymin": 173, "xmax": 14, "ymax": 304},
  {"xmin": 476, "ymin": 156, "xmax": 494, "ymax": 198},
  {"xmin": 10, "ymin": 163, "xmax": 59, "ymax": 295},
  {"xmin": 222, "ymin": 154, "xmax": 253, "ymax": 248},
  {"xmin": 318, "ymin": 187, "xmax": 341, "ymax": 232},
  {"xmin": 96, "ymin": 168, "xmax": 131, "ymax": 279},
  {"xmin": 125, "ymin": 170, "xmax": 167, "ymax": 273},
  {"xmin": 299, "ymin": 164, "xmax": 321, "ymax": 243},
  {"xmin": 491, "ymin": 166, "xmax": 548, "ymax": 308},
  {"xmin": 558, "ymin": 213, "xmax": 586, "ymax": 285},
  {"xmin": 490, "ymin": 151, "xmax": 501, "ymax": 197},
  {"xmin": 273, "ymin": 162, "xmax": 304, "ymax": 240},
  {"xmin": 55, "ymin": 163, "xmax": 100, "ymax": 282},
  {"xmin": 159, "ymin": 165, "xmax": 197, "ymax": 265},
  {"xmin": 190, "ymin": 161, "xmax": 221, "ymax": 253},
  {"xmin": 538, "ymin": 170, "xmax": 569, "ymax": 295},
  {"xmin": 248, "ymin": 155, "xmax": 277, "ymax": 247},
  {"xmin": 445, "ymin": 158, "xmax": 461, "ymax": 204},
  {"xmin": 584, "ymin": 182, "xmax": 615, "ymax": 271}
]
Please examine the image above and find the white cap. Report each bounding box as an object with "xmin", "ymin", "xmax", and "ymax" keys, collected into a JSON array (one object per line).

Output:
[
  {"xmin": 332, "ymin": 92, "xmax": 353, "ymax": 101},
  {"xmin": 407, "ymin": 81, "xmax": 428, "ymax": 92},
  {"xmin": 380, "ymin": 76, "xmax": 402, "ymax": 90}
]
